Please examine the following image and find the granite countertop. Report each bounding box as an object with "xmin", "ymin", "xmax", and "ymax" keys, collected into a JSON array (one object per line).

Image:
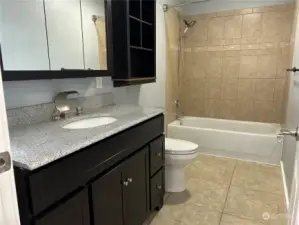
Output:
[{"xmin": 9, "ymin": 105, "xmax": 164, "ymax": 170}]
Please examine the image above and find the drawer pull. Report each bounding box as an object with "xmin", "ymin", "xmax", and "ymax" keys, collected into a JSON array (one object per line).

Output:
[
  {"xmin": 156, "ymin": 152, "xmax": 162, "ymax": 157},
  {"xmin": 156, "ymin": 185, "xmax": 162, "ymax": 190},
  {"xmin": 128, "ymin": 178, "xmax": 133, "ymax": 183},
  {"xmin": 123, "ymin": 181, "xmax": 129, "ymax": 186}
]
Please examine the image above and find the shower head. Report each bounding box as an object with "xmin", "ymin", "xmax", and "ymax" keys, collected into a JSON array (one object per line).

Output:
[
  {"xmin": 183, "ymin": 20, "xmax": 196, "ymax": 28},
  {"xmin": 182, "ymin": 20, "xmax": 196, "ymax": 35}
]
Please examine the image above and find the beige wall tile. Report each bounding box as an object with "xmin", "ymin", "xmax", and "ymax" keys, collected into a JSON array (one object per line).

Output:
[
  {"xmin": 253, "ymin": 101, "xmax": 275, "ymax": 122},
  {"xmin": 241, "ymin": 37, "xmax": 259, "ymax": 44},
  {"xmin": 206, "ymin": 78, "xmax": 221, "ymax": 99},
  {"xmin": 253, "ymin": 7, "xmax": 263, "ymax": 13},
  {"xmin": 217, "ymin": 10, "xmax": 235, "ymax": 17},
  {"xmin": 239, "ymin": 56, "xmax": 258, "ymax": 78},
  {"xmin": 205, "ymin": 99, "xmax": 222, "ymax": 118},
  {"xmin": 223, "ymin": 45, "xmax": 241, "ymax": 51},
  {"xmin": 273, "ymin": 101, "xmax": 283, "ymax": 123},
  {"xmin": 221, "ymin": 79, "xmax": 238, "ymax": 100},
  {"xmin": 179, "ymin": 4, "xmax": 293, "ymax": 123},
  {"xmin": 222, "ymin": 56, "xmax": 240, "ymax": 78},
  {"xmin": 220, "ymin": 100, "xmax": 237, "ymax": 119},
  {"xmin": 257, "ymin": 55, "xmax": 277, "ymax": 78},
  {"xmin": 188, "ymin": 19, "xmax": 208, "ymax": 41},
  {"xmin": 263, "ymin": 3, "xmax": 294, "ymax": 13},
  {"xmin": 224, "ymin": 16, "xmax": 242, "ymax": 39},
  {"xmin": 234, "ymin": 8, "xmax": 253, "ymax": 15},
  {"xmin": 205, "ymin": 56, "xmax": 222, "ymax": 78},
  {"xmin": 236, "ymin": 100, "xmax": 255, "ymax": 121},
  {"xmin": 224, "ymin": 50, "xmax": 241, "ymax": 57},
  {"xmin": 277, "ymin": 48, "xmax": 292, "ymax": 78},
  {"xmin": 238, "ymin": 79, "xmax": 255, "ymax": 100},
  {"xmin": 254, "ymin": 79, "xmax": 275, "ymax": 101},
  {"xmin": 274, "ymin": 79, "xmax": 286, "ymax": 102},
  {"xmin": 261, "ymin": 11, "xmax": 293, "ymax": 42},
  {"xmin": 241, "ymin": 44, "xmax": 259, "ymax": 50},
  {"xmin": 208, "ymin": 17, "xmax": 225, "ymax": 39},
  {"xmin": 242, "ymin": 13, "xmax": 262, "ymax": 38}
]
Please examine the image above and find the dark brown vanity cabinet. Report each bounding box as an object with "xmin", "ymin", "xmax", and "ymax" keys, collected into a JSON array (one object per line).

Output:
[
  {"xmin": 14, "ymin": 115, "xmax": 165, "ymax": 225},
  {"xmin": 34, "ymin": 189, "xmax": 90, "ymax": 225},
  {"xmin": 92, "ymin": 148, "xmax": 149, "ymax": 225}
]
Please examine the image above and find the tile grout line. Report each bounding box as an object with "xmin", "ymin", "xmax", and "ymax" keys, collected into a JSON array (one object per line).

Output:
[
  {"xmin": 219, "ymin": 160, "xmax": 238, "ymax": 224},
  {"xmin": 223, "ymin": 212, "xmax": 266, "ymax": 224}
]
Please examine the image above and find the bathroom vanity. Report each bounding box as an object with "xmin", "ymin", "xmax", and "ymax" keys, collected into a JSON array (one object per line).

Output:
[{"xmin": 10, "ymin": 107, "xmax": 165, "ymax": 225}]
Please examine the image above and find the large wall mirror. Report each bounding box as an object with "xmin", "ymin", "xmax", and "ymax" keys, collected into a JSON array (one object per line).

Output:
[{"xmin": 0, "ymin": 0, "xmax": 109, "ymax": 80}]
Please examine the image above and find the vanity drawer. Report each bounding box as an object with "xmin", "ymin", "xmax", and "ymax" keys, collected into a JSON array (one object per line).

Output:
[
  {"xmin": 27, "ymin": 115, "xmax": 164, "ymax": 215},
  {"xmin": 150, "ymin": 168, "xmax": 164, "ymax": 210},
  {"xmin": 150, "ymin": 136, "xmax": 165, "ymax": 176}
]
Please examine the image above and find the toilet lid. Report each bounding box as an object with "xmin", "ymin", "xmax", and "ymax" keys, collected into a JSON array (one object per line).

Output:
[{"xmin": 165, "ymin": 138, "xmax": 198, "ymax": 155}]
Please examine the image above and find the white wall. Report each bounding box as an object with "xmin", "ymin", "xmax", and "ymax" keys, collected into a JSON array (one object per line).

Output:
[{"xmin": 179, "ymin": 0, "xmax": 294, "ymax": 15}]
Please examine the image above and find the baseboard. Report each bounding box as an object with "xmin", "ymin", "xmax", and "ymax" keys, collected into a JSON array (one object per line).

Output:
[{"xmin": 280, "ymin": 161, "xmax": 290, "ymax": 211}]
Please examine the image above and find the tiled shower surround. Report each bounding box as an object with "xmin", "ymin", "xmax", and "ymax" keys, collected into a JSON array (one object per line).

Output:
[{"xmin": 179, "ymin": 4, "xmax": 294, "ymax": 123}]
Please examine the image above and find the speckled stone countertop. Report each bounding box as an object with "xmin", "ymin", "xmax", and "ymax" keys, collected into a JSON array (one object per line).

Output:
[{"xmin": 9, "ymin": 105, "xmax": 163, "ymax": 170}]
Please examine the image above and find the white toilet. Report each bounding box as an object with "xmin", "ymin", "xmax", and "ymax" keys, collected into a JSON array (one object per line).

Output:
[{"xmin": 165, "ymin": 138, "xmax": 199, "ymax": 192}]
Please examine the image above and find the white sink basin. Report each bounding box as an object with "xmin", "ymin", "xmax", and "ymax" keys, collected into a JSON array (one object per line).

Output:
[{"xmin": 63, "ymin": 117, "xmax": 117, "ymax": 129}]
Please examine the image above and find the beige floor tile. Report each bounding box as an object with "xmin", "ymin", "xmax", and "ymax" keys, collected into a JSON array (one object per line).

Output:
[
  {"xmin": 232, "ymin": 161, "xmax": 284, "ymax": 194},
  {"xmin": 220, "ymin": 214, "xmax": 263, "ymax": 225},
  {"xmin": 224, "ymin": 186, "xmax": 287, "ymax": 224},
  {"xmin": 177, "ymin": 204, "xmax": 222, "ymax": 225},
  {"xmin": 184, "ymin": 179, "xmax": 229, "ymax": 211},
  {"xmin": 186, "ymin": 154, "xmax": 236, "ymax": 185},
  {"xmin": 151, "ymin": 203, "xmax": 221, "ymax": 225},
  {"xmin": 150, "ymin": 204, "xmax": 185, "ymax": 225}
]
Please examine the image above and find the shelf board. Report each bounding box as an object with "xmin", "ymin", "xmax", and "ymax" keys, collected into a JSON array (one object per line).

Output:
[
  {"xmin": 129, "ymin": 15, "xmax": 152, "ymax": 26},
  {"xmin": 113, "ymin": 77, "xmax": 156, "ymax": 87},
  {"xmin": 130, "ymin": 46, "xmax": 153, "ymax": 52}
]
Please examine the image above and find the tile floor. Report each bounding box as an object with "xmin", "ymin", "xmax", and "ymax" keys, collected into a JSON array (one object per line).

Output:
[{"xmin": 147, "ymin": 154, "xmax": 287, "ymax": 225}]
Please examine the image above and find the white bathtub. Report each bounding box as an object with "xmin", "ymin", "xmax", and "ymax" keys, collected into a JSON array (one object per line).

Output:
[{"xmin": 168, "ymin": 117, "xmax": 283, "ymax": 165}]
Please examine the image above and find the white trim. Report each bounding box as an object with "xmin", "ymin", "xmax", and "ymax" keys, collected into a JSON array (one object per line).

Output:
[{"xmin": 281, "ymin": 160, "xmax": 290, "ymax": 211}]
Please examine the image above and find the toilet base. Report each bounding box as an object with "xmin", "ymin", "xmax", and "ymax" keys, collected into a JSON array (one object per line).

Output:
[{"xmin": 165, "ymin": 165, "xmax": 185, "ymax": 192}]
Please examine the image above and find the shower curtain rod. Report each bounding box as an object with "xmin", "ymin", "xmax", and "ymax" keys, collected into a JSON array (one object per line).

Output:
[{"xmin": 163, "ymin": 0, "xmax": 210, "ymax": 12}]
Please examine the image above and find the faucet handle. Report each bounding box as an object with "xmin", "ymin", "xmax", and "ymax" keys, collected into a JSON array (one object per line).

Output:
[{"xmin": 76, "ymin": 106, "xmax": 83, "ymax": 116}]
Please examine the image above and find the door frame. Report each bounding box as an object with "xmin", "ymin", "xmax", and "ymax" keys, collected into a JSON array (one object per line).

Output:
[{"xmin": 0, "ymin": 57, "xmax": 20, "ymax": 225}]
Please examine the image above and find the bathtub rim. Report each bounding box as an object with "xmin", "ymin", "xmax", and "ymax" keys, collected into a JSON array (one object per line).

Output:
[{"xmin": 168, "ymin": 116, "xmax": 281, "ymax": 136}]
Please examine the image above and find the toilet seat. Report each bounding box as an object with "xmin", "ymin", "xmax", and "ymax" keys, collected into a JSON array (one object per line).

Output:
[{"xmin": 165, "ymin": 138, "xmax": 199, "ymax": 155}]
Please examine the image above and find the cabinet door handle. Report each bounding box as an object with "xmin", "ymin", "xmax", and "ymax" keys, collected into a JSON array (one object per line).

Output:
[
  {"xmin": 156, "ymin": 152, "xmax": 161, "ymax": 157},
  {"xmin": 123, "ymin": 181, "xmax": 129, "ymax": 186},
  {"xmin": 156, "ymin": 185, "xmax": 162, "ymax": 190},
  {"xmin": 128, "ymin": 178, "xmax": 133, "ymax": 183}
]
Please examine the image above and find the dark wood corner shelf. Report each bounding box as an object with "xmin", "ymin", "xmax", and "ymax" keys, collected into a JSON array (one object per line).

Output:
[
  {"xmin": 113, "ymin": 77, "xmax": 156, "ymax": 87},
  {"xmin": 109, "ymin": 0, "xmax": 156, "ymax": 87}
]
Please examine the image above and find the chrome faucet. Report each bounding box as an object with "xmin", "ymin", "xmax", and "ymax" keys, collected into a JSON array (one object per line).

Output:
[{"xmin": 52, "ymin": 91, "xmax": 82, "ymax": 120}]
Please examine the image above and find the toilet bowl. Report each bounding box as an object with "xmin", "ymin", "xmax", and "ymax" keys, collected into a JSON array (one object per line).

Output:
[{"xmin": 165, "ymin": 138, "xmax": 199, "ymax": 192}]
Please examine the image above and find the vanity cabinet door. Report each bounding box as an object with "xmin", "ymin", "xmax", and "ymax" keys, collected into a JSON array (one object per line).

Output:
[
  {"xmin": 123, "ymin": 147, "xmax": 149, "ymax": 225},
  {"xmin": 92, "ymin": 163, "xmax": 124, "ymax": 225},
  {"xmin": 34, "ymin": 189, "xmax": 89, "ymax": 225},
  {"xmin": 44, "ymin": 0, "xmax": 84, "ymax": 70}
]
